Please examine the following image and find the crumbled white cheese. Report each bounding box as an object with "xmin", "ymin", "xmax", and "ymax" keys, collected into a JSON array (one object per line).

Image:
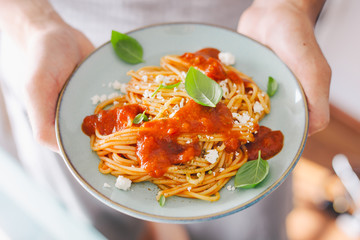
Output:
[
  {"xmin": 232, "ymin": 112, "xmax": 251, "ymax": 125},
  {"xmin": 253, "ymin": 101, "xmax": 264, "ymax": 113},
  {"xmin": 179, "ymin": 98, "xmax": 185, "ymax": 108},
  {"xmin": 219, "ymin": 80, "xmax": 229, "ymax": 98},
  {"xmin": 173, "ymin": 104, "xmax": 180, "ymax": 112},
  {"xmin": 154, "ymin": 74, "xmax": 173, "ymax": 84},
  {"xmin": 155, "ymin": 75, "xmax": 164, "ymax": 83},
  {"xmin": 156, "ymin": 92, "xmax": 164, "ymax": 100},
  {"xmin": 187, "ymin": 186, "xmax": 192, "ymax": 192},
  {"xmin": 100, "ymin": 94, "xmax": 107, "ymax": 102},
  {"xmin": 169, "ymin": 101, "xmax": 185, "ymax": 118},
  {"xmin": 107, "ymin": 92, "xmax": 119, "ymax": 99},
  {"xmin": 226, "ymin": 185, "xmax": 236, "ymax": 191},
  {"xmin": 218, "ymin": 52, "xmax": 236, "ymax": 66},
  {"xmin": 143, "ymin": 89, "xmax": 152, "ymax": 99},
  {"xmin": 91, "ymin": 95, "xmax": 101, "ymax": 105},
  {"xmin": 181, "ymin": 71, "xmax": 187, "ymax": 80},
  {"xmin": 112, "ymin": 80, "xmax": 127, "ymax": 94},
  {"xmin": 135, "ymin": 85, "xmax": 140, "ymax": 90},
  {"xmin": 163, "ymin": 76, "xmax": 173, "ymax": 85},
  {"xmin": 204, "ymin": 149, "xmax": 219, "ymax": 164},
  {"xmin": 121, "ymin": 85, "xmax": 128, "ymax": 94},
  {"xmin": 141, "ymin": 75, "xmax": 148, "ymax": 82},
  {"xmin": 219, "ymin": 168, "xmax": 225, "ymax": 172},
  {"xmin": 115, "ymin": 176, "xmax": 132, "ymax": 191},
  {"xmin": 103, "ymin": 183, "xmax": 111, "ymax": 188}
]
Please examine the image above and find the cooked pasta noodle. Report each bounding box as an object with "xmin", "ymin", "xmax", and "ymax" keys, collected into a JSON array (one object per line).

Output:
[{"xmin": 82, "ymin": 48, "xmax": 272, "ymax": 202}]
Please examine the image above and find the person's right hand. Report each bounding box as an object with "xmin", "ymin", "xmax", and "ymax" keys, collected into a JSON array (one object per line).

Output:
[{"xmin": 23, "ymin": 20, "xmax": 94, "ymax": 152}]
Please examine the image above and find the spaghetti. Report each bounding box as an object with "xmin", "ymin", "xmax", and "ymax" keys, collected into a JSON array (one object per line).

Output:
[{"xmin": 82, "ymin": 48, "xmax": 282, "ymax": 202}]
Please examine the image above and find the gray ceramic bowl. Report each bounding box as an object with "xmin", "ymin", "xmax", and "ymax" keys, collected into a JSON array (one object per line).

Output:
[{"xmin": 56, "ymin": 23, "xmax": 308, "ymax": 223}]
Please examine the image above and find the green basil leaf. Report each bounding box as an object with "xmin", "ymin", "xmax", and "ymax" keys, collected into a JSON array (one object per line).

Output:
[
  {"xmin": 234, "ymin": 151, "xmax": 269, "ymax": 189},
  {"xmin": 111, "ymin": 30, "xmax": 144, "ymax": 64},
  {"xmin": 185, "ymin": 67, "xmax": 223, "ymax": 107},
  {"xmin": 133, "ymin": 111, "xmax": 148, "ymax": 124},
  {"xmin": 151, "ymin": 81, "xmax": 181, "ymax": 98},
  {"xmin": 158, "ymin": 195, "xmax": 166, "ymax": 207},
  {"xmin": 267, "ymin": 76, "xmax": 278, "ymax": 97},
  {"xmin": 162, "ymin": 81, "xmax": 181, "ymax": 89}
]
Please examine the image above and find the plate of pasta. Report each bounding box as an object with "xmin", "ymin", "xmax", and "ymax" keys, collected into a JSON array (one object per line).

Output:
[{"xmin": 56, "ymin": 23, "xmax": 308, "ymax": 223}]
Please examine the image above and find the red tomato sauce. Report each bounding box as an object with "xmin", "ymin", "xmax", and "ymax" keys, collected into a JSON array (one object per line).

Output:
[
  {"xmin": 82, "ymin": 48, "xmax": 284, "ymax": 178},
  {"xmin": 82, "ymin": 104, "xmax": 144, "ymax": 136},
  {"xmin": 136, "ymin": 135, "xmax": 201, "ymax": 178},
  {"xmin": 82, "ymin": 101, "xmax": 283, "ymax": 177},
  {"xmin": 180, "ymin": 48, "xmax": 251, "ymax": 84},
  {"xmin": 245, "ymin": 126, "xmax": 284, "ymax": 160},
  {"xmin": 137, "ymin": 100, "xmax": 243, "ymax": 177}
]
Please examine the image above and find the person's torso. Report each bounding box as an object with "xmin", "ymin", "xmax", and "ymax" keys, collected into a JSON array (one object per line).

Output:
[{"xmin": 49, "ymin": 0, "xmax": 252, "ymax": 46}]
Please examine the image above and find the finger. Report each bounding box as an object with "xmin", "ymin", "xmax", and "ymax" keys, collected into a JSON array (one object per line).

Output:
[{"xmin": 25, "ymin": 70, "xmax": 61, "ymax": 152}]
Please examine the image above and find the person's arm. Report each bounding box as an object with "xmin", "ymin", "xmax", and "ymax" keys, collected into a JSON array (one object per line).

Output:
[
  {"xmin": 0, "ymin": 0, "xmax": 94, "ymax": 152},
  {"xmin": 238, "ymin": 0, "xmax": 331, "ymax": 136}
]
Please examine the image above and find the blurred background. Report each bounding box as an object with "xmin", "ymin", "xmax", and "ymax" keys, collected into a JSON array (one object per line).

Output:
[
  {"xmin": 0, "ymin": 0, "xmax": 359, "ymax": 239},
  {"xmin": 286, "ymin": 0, "xmax": 360, "ymax": 239}
]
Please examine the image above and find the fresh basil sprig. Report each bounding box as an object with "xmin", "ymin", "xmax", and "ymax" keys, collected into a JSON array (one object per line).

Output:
[
  {"xmin": 234, "ymin": 151, "xmax": 269, "ymax": 189},
  {"xmin": 111, "ymin": 30, "xmax": 144, "ymax": 64},
  {"xmin": 185, "ymin": 67, "xmax": 223, "ymax": 107},
  {"xmin": 158, "ymin": 195, "xmax": 166, "ymax": 207},
  {"xmin": 151, "ymin": 82, "xmax": 181, "ymax": 98},
  {"xmin": 267, "ymin": 76, "xmax": 278, "ymax": 97},
  {"xmin": 133, "ymin": 111, "xmax": 148, "ymax": 124}
]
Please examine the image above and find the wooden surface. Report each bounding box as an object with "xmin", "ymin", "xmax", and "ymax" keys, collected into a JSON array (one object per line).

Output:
[{"xmin": 287, "ymin": 105, "xmax": 360, "ymax": 240}]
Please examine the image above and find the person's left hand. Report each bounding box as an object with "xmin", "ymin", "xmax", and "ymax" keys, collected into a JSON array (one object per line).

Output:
[{"xmin": 238, "ymin": 1, "xmax": 331, "ymax": 136}]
